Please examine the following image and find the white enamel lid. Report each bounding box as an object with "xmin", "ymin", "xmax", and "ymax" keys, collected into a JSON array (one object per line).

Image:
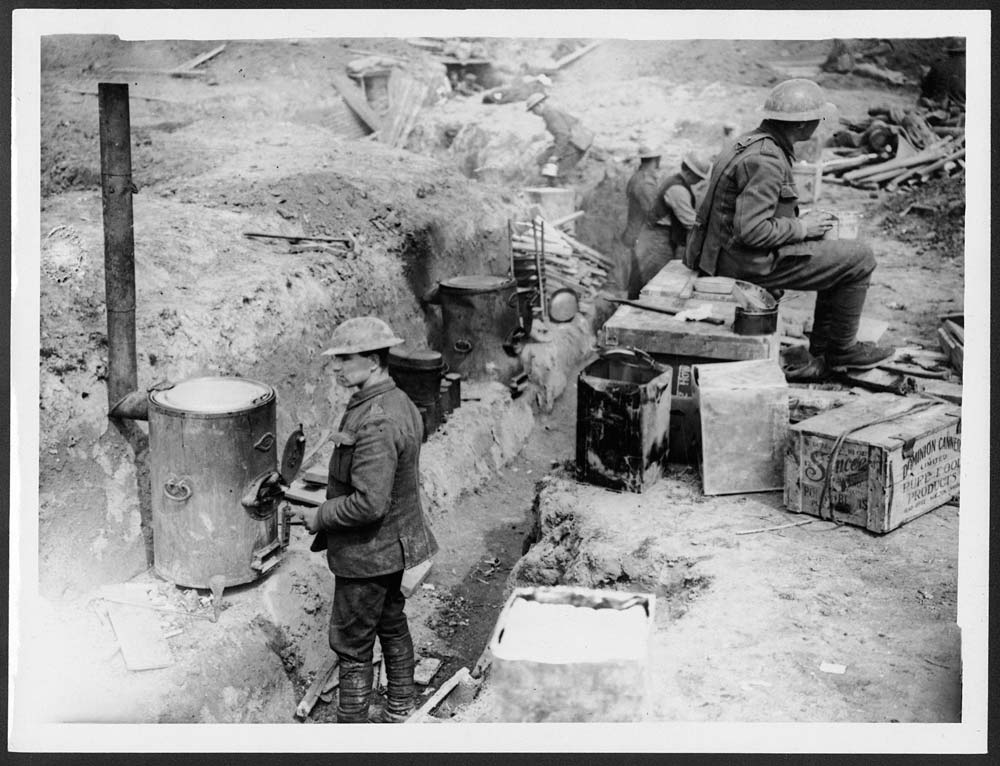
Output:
[{"xmin": 150, "ymin": 376, "xmax": 274, "ymax": 414}]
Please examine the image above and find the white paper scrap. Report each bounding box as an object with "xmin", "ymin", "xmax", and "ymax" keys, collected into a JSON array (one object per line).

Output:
[{"xmin": 819, "ymin": 662, "xmax": 847, "ymax": 674}]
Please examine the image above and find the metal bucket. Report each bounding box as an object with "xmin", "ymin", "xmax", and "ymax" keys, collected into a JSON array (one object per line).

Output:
[
  {"xmin": 148, "ymin": 376, "xmax": 281, "ymax": 589},
  {"xmin": 438, "ymin": 275, "xmax": 523, "ymax": 381}
]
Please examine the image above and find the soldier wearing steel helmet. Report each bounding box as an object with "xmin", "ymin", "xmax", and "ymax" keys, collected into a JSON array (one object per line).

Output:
[
  {"xmin": 526, "ymin": 92, "xmax": 594, "ymax": 176},
  {"xmin": 685, "ymin": 78, "xmax": 894, "ymax": 377},
  {"xmin": 298, "ymin": 316, "xmax": 438, "ymax": 723}
]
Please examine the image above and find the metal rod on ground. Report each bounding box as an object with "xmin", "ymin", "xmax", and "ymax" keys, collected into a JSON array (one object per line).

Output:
[
  {"xmin": 99, "ymin": 83, "xmax": 146, "ymax": 421},
  {"xmin": 735, "ymin": 519, "xmax": 814, "ymax": 535},
  {"xmin": 405, "ymin": 667, "xmax": 470, "ymax": 723},
  {"xmin": 96, "ymin": 596, "xmax": 216, "ymax": 620}
]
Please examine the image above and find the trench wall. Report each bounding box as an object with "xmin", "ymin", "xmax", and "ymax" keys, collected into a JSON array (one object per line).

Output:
[{"xmin": 36, "ymin": 147, "xmax": 527, "ymax": 597}]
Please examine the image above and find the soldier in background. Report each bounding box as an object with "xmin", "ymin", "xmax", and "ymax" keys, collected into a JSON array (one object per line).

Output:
[
  {"xmin": 633, "ymin": 153, "xmax": 711, "ymax": 288},
  {"xmin": 526, "ymin": 93, "xmax": 594, "ymax": 176}
]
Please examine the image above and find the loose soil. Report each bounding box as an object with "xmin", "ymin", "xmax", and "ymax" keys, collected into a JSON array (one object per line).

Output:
[{"xmin": 25, "ymin": 33, "xmax": 967, "ymax": 732}]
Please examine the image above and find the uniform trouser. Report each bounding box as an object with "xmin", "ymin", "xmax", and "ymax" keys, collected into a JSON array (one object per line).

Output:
[
  {"xmin": 536, "ymin": 144, "xmax": 586, "ymax": 175},
  {"xmin": 634, "ymin": 225, "xmax": 674, "ymax": 289},
  {"xmin": 606, "ymin": 239, "xmax": 643, "ymax": 300},
  {"xmin": 716, "ymin": 239, "xmax": 877, "ymax": 353},
  {"xmin": 330, "ymin": 571, "xmax": 415, "ymax": 721}
]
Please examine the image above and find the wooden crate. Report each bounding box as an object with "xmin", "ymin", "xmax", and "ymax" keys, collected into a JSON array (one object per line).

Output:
[
  {"xmin": 601, "ymin": 304, "xmax": 780, "ymax": 361},
  {"xmin": 695, "ymin": 359, "xmax": 789, "ymax": 495},
  {"xmin": 785, "ymin": 394, "xmax": 961, "ymax": 533},
  {"xmin": 488, "ymin": 586, "xmax": 655, "ymax": 723},
  {"xmin": 576, "ymin": 354, "xmax": 672, "ymax": 493}
]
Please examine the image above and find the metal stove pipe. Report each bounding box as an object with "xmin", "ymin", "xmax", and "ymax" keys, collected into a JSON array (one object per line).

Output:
[{"xmin": 99, "ymin": 82, "xmax": 147, "ymax": 421}]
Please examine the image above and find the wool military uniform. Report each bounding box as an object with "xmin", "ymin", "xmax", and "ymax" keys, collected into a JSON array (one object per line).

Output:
[
  {"xmin": 312, "ymin": 377, "xmax": 437, "ymax": 722},
  {"xmin": 534, "ymin": 103, "xmax": 594, "ymax": 176},
  {"xmin": 685, "ymin": 122, "xmax": 877, "ymax": 357},
  {"xmin": 634, "ymin": 172, "xmax": 697, "ymax": 288}
]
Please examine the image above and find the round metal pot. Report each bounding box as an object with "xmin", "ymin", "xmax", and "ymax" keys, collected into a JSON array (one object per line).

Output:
[{"xmin": 733, "ymin": 306, "xmax": 779, "ymax": 336}]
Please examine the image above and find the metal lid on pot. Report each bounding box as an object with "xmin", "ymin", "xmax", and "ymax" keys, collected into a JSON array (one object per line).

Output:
[
  {"xmin": 440, "ymin": 275, "xmax": 516, "ymax": 294},
  {"xmin": 150, "ymin": 376, "xmax": 274, "ymax": 414},
  {"xmin": 388, "ymin": 345, "xmax": 444, "ymax": 370}
]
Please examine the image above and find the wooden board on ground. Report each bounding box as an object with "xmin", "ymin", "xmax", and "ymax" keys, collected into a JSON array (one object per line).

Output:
[
  {"xmin": 331, "ymin": 72, "xmax": 381, "ymax": 133},
  {"xmin": 106, "ymin": 602, "xmax": 173, "ymax": 671},
  {"xmin": 414, "ymin": 657, "xmax": 443, "ymax": 686},
  {"xmin": 601, "ymin": 304, "xmax": 779, "ymax": 361}
]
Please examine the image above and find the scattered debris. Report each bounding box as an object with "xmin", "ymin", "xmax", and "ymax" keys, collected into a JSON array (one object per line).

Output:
[
  {"xmin": 295, "ymin": 654, "xmax": 340, "ymax": 720},
  {"xmin": 105, "ymin": 602, "xmax": 174, "ymax": 672},
  {"xmin": 406, "ymin": 666, "xmax": 471, "ymax": 723},
  {"xmin": 819, "ymin": 662, "xmax": 847, "ymax": 675}
]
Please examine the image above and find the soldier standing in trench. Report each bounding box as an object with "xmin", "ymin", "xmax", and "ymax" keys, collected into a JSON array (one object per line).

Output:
[
  {"xmin": 613, "ymin": 145, "xmax": 662, "ymax": 299},
  {"xmin": 526, "ymin": 92, "xmax": 594, "ymax": 177},
  {"xmin": 298, "ymin": 316, "xmax": 438, "ymax": 723},
  {"xmin": 633, "ymin": 152, "xmax": 711, "ymax": 289},
  {"xmin": 684, "ymin": 78, "xmax": 894, "ymax": 378}
]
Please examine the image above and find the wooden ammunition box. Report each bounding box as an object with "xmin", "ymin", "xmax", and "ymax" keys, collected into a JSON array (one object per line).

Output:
[{"xmin": 785, "ymin": 394, "xmax": 961, "ymax": 533}]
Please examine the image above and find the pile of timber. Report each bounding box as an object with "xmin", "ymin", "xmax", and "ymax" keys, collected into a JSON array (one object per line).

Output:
[
  {"xmin": 827, "ymin": 134, "xmax": 965, "ymax": 192},
  {"xmin": 824, "ymin": 104, "xmax": 965, "ymax": 191},
  {"xmin": 509, "ymin": 215, "xmax": 611, "ymax": 302},
  {"xmin": 937, "ymin": 314, "xmax": 964, "ymax": 376}
]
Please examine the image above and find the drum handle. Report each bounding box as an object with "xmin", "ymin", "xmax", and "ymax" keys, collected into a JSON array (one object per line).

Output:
[
  {"xmin": 163, "ymin": 477, "xmax": 193, "ymax": 502},
  {"xmin": 453, "ymin": 339, "xmax": 473, "ymax": 354}
]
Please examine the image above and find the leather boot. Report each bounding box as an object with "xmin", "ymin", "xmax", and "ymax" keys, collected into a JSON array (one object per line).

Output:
[
  {"xmin": 336, "ymin": 660, "xmax": 374, "ymax": 723},
  {"xmin": 825, "ymin": 281, "xmax": 893, "ymax": 370},
  {"xmin": 376, "ymin": 634, "xmax": 416, "ymax": 723},
  {"xmin": 808, "ymin": 289, "xmax": 835, "ymax": 357},
  {"xmin": 826, "ymin": 281, "xmax": 869, "ymax": 353}
]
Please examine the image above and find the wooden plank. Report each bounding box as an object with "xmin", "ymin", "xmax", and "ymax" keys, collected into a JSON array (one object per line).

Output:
[
  {"xmin": 787, "ymin": 388, "xmax": 860, "ymax": 422},
  {"xmin": 601, "ymin": 304, "xmax": 777, "ymax": 361},
  {"xmin": 414, "ymin": 657, "xmax": 443, "ymax": 685},
  {"xmin": 549, "ymin": 40, "xmax": 603, "ymax": 72},
  {"xmin": 331, "ymin": 72, "xmax": 381, "ymax": 133},
  {"xmin": 295, "ymin": 655, "xmax": 340, "ymax": 720},
  {"xmin": 106, "ymin": 602, "xmax": 174, "ymax": 671},
  {"xmin": 109, "ymin": 67, "xmax": 207, "ymax": 78},
  {"xmin": 406, "ymin": 667, "xmax": 470, "ymax": 724},
  {"xmin": 942, "ymin": 319, "xmax": 964, "ymax": 346},
  {"xmin": 916, "ymin": 378, "xmax": 963, "ymax": 405},
  {"xmin": 175, "ymin": 43, "xmax": 227, "ymax": 72}
]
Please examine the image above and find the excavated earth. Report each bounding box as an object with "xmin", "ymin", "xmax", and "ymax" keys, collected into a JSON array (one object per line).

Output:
[{"xmin": 16, "ymin": 32, "xmax": 974, "ymax": 739}]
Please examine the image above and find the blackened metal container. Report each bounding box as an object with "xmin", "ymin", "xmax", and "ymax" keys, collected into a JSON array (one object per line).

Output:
[
  {"xmin": 438, "ymin": 275, "xmax": 522, "ymax": 382},
  {"xmin": 388, "ymin": 345, "xmax": 446, "ymax": 439},
  {"xmin": 576, "ymin": 349, "xmax": 673, "ymax": 493},
  {"xmin": 148, "ymin": 376, "xmax": 280, "ymax": 589}
]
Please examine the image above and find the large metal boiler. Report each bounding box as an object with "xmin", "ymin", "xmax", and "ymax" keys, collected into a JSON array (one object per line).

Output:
[{"xmin": 147, "ymin": 376, "xmax": 303, "ymax": 602}]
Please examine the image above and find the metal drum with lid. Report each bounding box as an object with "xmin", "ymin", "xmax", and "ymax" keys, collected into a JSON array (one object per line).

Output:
[
  {"xmin": 148, "ymin": 376, "xmax": 284, "ymax": 590},
  {"xmin": 388, "ymin": 345, "xmax": 446, "ymax": 439},
  {"xmin": 438, "ymin": 275, "xmax": 523, "ymax": 382}
]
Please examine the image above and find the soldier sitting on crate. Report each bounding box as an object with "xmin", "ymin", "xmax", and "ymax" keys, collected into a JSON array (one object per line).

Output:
[
  {"xmin": 297, "ymin": 316, "xmax": 438, "ymax": 723},
  {"xmin": 684, "ymin": 78, "xmax": 895, "ymax": 381},
  {"xmin": 633, "ymin": 152, "xmax": 712, "ymax": 289},
  {"xmin": 526, "ymin": 92, "xmax": 594, "ymax": 177}
]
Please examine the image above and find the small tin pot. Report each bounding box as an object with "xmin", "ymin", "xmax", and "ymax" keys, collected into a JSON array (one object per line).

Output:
[{"xmin": 733, "ymin": 305, "xmax": 778, "ymax": 336}]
